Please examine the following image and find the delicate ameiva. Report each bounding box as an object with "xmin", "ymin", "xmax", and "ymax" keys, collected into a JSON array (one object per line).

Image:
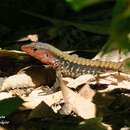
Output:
[{"xmin": 21, "ymin": 42, "xmax": 130, "ymax": 78}]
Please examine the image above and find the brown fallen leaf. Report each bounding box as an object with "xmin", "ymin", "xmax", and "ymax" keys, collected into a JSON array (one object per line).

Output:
[
  {"xmin": 18, "ymin": 65, "xmax": 56, "ymax": 87},
  {"xmin": 62, "ymin": 77, "xmax": 74, "ymax": 85},
  {"xmin": 98, "ymin": 80, "xmax": 130, "ymax": 93},
  {"xmin": 65, "ymin": 71, "xmax": 130, "ymax": 94},
  {"xmin": 0, "ymin": 92, "xmax": 13, "ymax": 100},
  {"xmin": 0, "ymin": 126, "xmax": 8, "ymax": 130},
  {"xmin": 94, "ymin": 49, "xmax": 130, "ymax": 62},
  {"xmin": 27, "ymin": 34, "xmax": 38, "ymax": 42},
  {"xmin": 21, "ymin": 90, "xmax": 63, "ymax": 110},
  {"xmin": 1, "ymin": 73, "xmax": 35, "ymax": 91},
  {"xmin": 0, "ymin": 65, "xmax": 56, "ymax": 93},
  {"xmin": 92, "ymin": 73, "xmax": 130, "ymax": 93},
  {"xmin": 60, "ymin": 79, "xmax": 96, "ymax": 119},
  {"xmin": 66, "ymin": 74, "xmax": 95, "ymax": 89},
  {"xmin": 120, "ymin": 126, "xmax": 130, "ymax": 130},
  {"xmin": 0, "ymin": 49, "xmax": 26, "ymax": 58},
  {"xmin": 79, "ymin": 84, "xmax": 96, "ymax": 100}
]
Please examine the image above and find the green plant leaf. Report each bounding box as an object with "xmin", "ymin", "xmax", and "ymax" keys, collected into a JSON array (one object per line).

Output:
[
  {"xmin": 48, "ymin": 117, "xmax": 107, "ymax": 130},
  {"xmin": 0, "ymin": 97, "xmax": 24, "ymax": 117},
  {"xmin": 102, "ymin": 0, "xmax": 130, "ymax": 53},
  {"xmin": 65, "ymin": 0, "xmax": 105, "ymax": 11},
  {"xmin": 79, "ymin": 117, "xmax": 107, "ymax": 130}
]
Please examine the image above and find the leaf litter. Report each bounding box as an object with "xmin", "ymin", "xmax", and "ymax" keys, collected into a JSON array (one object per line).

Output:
[{"xmin": 1, "ymin": 49, "xmax": 130, "ymax": 129}]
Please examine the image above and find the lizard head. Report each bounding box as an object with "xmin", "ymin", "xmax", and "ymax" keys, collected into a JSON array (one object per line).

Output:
[{"xmin": 21, "ymin": 44, "xmax": 60, "ymax": 68}]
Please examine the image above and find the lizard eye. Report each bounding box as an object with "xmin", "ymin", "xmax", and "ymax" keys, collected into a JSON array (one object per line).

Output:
[
  {"xmin": 46, "ymin": 53, "xmax": 49, "ymax": 57},
  {"xmin": 33, "ymin": 48, "xmax": 37, "ymax": 51}
]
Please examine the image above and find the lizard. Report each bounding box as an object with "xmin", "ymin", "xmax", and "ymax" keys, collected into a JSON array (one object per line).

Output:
[{"xmin": 21, "ymin": 42, "xmax": 130, "ymax": 78}]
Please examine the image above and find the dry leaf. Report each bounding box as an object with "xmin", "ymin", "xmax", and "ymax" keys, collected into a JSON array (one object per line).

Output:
[
  {"xmin": 94, "ymin": 49, "xmax": 130, "ymax": 62},
  {"xmin": 0, "ymin": 65, "xmax": 56, "ymax": 94},
  {"xmin": 0, "ymin": 49, "xmax": 26, "ymax": 58},
  {"xmin": 66, "ymin": 74, "xmax": 95, "ymax": 89},
  {"xmin": 18, "ymin": 65, "xmax": 56, "ymax": 87},
  {"xmin": 0, "ymin": 126, "xmax": 8, "ymax": 130},
  {"xmin": 102, "ymin": 123, "xmax": 112, "ymax": 130},
  {"xmin": 21, "ymin": 90, "xmax": 62, "ymax": 110},
  {"xmin": 60, "ymin": 79, "xmax": 96, "ymax": 119},
  {"xmin": 0, "ymin": 92, "xmax": 13, "ymax": 100},
  {"xmin": 1, "ymin": 73, "xmax": 35, "ymax": 91},
  {"xmin": 79, "ymin": 84, "xmax": 96, "ymax": 100},
  {"xmin": 93, "ymin": 73, "xmax": 130, "ymax": 93},
  {"xmin": 62, "ymin": 77, "xmax": 74, "ymax": 85},
  {"xmin": 99, "ymin": 80, "xmax": 130, "ymax": 93},
  {"xmin": 120, "ymin": 127, "xmax": 130, "ymax": 130},
  {"xmin": 27, "ymin": 34, "xmax": 38, "ymax": 42}
]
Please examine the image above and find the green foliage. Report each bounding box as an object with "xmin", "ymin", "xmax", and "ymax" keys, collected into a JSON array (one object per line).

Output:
[
  {"xmin": 64, "ymin": 0, "xmax": 130, "ymax": 53},
  {"xmin": 111, "ymin": 0, "xmax": 130, "ymax": 49},
  {"xmin": 102, "ymin": 0, "xmax": 130, "ymax": 53},
  {"xmin": 0, "ymin": 97, "xmax": 24, "ymax": 117},
  {"xmin": 65, "ymin": 0, "xmax": 105, "ymax": 11},
  {"xmin": 79, "ymin": 118, "xmax": 107, "ymax": 130},
  {"xmin": 48, "ymin": 117, "xmax": 107, "ymax": 130}
]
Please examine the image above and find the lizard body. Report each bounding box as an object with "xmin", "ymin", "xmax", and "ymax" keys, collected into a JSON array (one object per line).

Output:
[{"xmin": 21, "ymin": 42, "xmax": 130, "ymax": 78}]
